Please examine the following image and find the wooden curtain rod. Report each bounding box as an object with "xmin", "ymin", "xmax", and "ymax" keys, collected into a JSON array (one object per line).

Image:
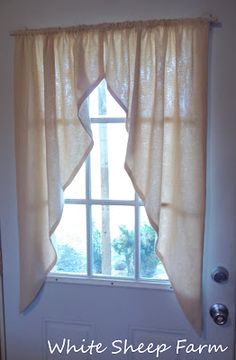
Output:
[{"xmin": 10, "ymin": 15, "xmax": 219, "ymax": 36}]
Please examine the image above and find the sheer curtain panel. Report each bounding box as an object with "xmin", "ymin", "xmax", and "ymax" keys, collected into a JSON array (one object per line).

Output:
[{"xmin": 14, "ymin": 19, "xmax": 209, "ymax": 333}]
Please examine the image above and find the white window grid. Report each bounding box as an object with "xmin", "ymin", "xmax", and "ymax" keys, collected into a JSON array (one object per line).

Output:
[
  {"xmin": 50, "ymin": 81, "xmax": 169, "ymax": 286},
  {"xmin": 64, "ymin": 115, "xmax": 150, "ymax": 281}
]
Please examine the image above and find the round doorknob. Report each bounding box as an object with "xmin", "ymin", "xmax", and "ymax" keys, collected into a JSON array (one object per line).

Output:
[{"xmin": 209, "ymin": 303, "xmax": 229, "ymax": 325}]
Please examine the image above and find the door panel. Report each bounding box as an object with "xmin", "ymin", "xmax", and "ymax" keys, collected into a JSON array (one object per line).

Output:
[{"xmin": 4, "ymin": 278, "xmax": 235, "ymax": 360}]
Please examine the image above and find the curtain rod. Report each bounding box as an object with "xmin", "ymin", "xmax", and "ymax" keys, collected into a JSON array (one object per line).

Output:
[{"xmin": 10, "ymin": 15, "xmax": 219, "ymax": 36}]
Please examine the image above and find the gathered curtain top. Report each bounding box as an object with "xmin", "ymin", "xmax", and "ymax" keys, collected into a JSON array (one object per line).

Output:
[{"xmin": 11, "ymin": 16, "xmax": 217, "ymax": 36}]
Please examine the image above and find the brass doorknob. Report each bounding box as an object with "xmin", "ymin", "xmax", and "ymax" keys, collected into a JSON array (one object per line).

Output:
[{"xmin": 209, "ymin": 303, "xmax": 229, "ymax": 325}]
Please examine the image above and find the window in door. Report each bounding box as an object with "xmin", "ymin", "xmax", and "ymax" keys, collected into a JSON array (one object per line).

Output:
[{"xmin": 51, "ymin": 80, "xmax": 168, "ymax": 282}]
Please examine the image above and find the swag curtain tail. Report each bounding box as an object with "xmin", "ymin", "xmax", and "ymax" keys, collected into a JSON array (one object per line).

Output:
[{"xmin": 14, "ymin": 19, "xmax": 209, "ymax": 333}]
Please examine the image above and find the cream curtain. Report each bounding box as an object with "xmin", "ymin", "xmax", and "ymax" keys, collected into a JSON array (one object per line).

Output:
[{"xmin": 14, "ymin": 19, "xmax": 209, "ymax": 333}]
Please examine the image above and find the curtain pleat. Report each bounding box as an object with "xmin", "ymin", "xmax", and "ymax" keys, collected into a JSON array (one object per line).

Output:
[{"xmin": 14, "ymin": 19, "xmax": 209, "ymax": 333}]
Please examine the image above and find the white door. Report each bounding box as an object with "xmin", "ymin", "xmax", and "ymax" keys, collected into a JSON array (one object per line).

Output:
[
  {"xmin": 2, "ymin": 75, "xmax": 236, "ymax": 360},
  {"xmin": 1, "ymin": 29, "xmax": 236, "ymax": 360}
]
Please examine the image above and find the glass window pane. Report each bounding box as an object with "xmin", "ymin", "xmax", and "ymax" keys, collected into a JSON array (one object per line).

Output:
[
  {"xmin": 64, "ymin": 163, "xmax": 86, "ymax": 200},
  {"xmin": 92, "ymin": 205, "xmax": 135, "ymax": 278},
  {"xmin": 106, "ymin": 89, "xmax": 126, "ymax": 118},
  {"xmin": 139, "ymin": 207, "xmax": 168, "ymax": 280},
  {"xmin": 89, "ymin": 79, "xmax": 126, "ymax": 118},
  {"xmin": 91, "ymin": 123, "xmax": 135, "ymax": 200},
  {"xmin": 52, "ymin": 204, "xmax": 87, "ymax": 274},
  {"xmin": 89, "ymin": 85, "xmax": 100, "ymax": 117}
]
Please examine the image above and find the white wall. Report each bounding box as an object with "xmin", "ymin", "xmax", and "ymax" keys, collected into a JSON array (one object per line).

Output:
[{"xmin": 0, "ymin": 0, "xmax": 236, "ymax": 358}]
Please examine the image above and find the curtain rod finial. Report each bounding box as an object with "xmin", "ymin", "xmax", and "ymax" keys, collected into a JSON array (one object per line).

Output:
[{"xmin": 201, "ymin": 12, "xmax": 220, "ymax": 25}]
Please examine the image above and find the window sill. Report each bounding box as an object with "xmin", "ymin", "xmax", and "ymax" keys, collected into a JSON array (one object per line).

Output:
[{"xmin": 47, "ymin": 273, "xmax": 172, "ymax": 291}]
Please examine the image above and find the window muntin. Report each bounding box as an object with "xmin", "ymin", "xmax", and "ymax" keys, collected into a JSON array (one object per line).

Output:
[{"xmin": 52, "ymin": 80, "xmax": 168, "ymax": 282}]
